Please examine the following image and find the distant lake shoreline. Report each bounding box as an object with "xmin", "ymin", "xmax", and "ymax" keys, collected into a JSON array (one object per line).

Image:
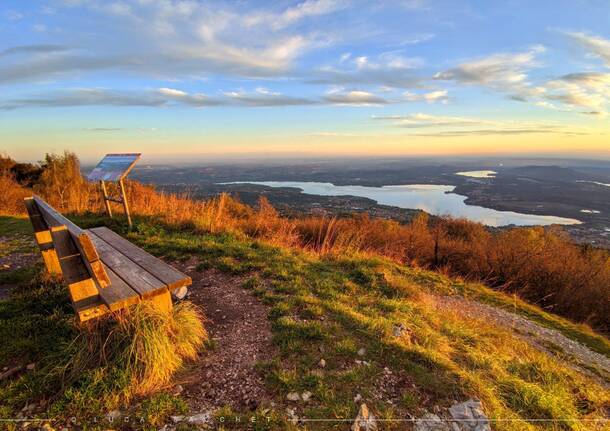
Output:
[{"xmin": 223, "ymin": 181, "xmax": 582, "ymax": 227}]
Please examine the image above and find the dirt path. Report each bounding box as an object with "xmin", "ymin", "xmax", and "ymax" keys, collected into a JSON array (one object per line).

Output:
[
  {"xmin": 175, "ymin": 261, "xmax": 276, "ymax": 412},
  {"xmin": 438, "ymin": 296, "xmax": 610, "ymax": 386}
]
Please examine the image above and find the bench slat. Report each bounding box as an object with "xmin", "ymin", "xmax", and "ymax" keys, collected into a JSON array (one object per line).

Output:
[
  {"xmin": 98, "ymin": 264, "xmax": 141, "ymax": 311},
  {"xmin": 23, "ymin": 198, "xmax": 62, "ymax": 276},
  {"xmin": 33, "ymin": 196, "xmax": 85, "ymax": 234},
  {"xmin": 33, "ymin": 196, "xmax": 111, "ymax": 288},
  {"xmin": 89, "ymin": 227, "xmax": 191, "ymax": 290},
  {"xmin": 87, "ymin": 230, "xmax": 168, "ymax": 299}
]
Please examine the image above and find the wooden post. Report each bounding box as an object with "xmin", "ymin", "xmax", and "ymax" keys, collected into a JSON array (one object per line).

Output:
[
  {"xmin": 150, "ymin": 290, "xmax": 173, "ymax": 314},
  {"xmin": 119, "ymin": 178, "xmax": 132, "ymax": 228},
  {"xmin": 100, "ymin": 180, "xmax": 113, "ymax": 218},
  {"xmin": 23, "ymin": 198, "xmax": 62, "ymax": 276}
]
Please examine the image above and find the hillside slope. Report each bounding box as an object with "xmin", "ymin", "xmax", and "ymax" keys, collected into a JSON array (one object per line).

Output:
[{"xmin": 0, "ymin": 215, "xmax": 609, "ymax": 430}]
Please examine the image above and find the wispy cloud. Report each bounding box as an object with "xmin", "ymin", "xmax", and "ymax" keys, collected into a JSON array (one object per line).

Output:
[
  {"xmin": 323, "ymin": 90, "xmax": 389, "ymax": 105},
  {"xmin": 565, "ymin": 31, "xmax": 610, "ymax": 67},
  {"xmin": 434, "ymin": 45, "xmax": 546, "ymax": 101},
  {"xmin": 372, "ymin": 113, "xmax": 590, "ymax": 136},
  {"xmin": 243, "ymin": 0, "xmax": 345, "ymax": 30},
  {"xmin": 310, "ymin": 51, "xmax": 424, "ymax": 88},
  {"xmin": 82, "ymin": 127, "xmax": 124, "ymax": 132},
  {"xmin": 223, "ymin": 88, "xmax": 316, "ymax": 106},
  {"xmin": 0, "ymin": 0, "xmax": 337, "ymax": 84},
  {"xmin": 408, "ymin": 128, "xmax": 584, "ymax": 137},
  {"xmin": 2, "ymin": 10, "xmax": 23, "ymax": 21},
  {"xmin": 403, "ymin": 90, "xmax": 448, "ymax": 103},
  {"xmin": 0, "ymin": 88, "xmax": 168, "ymax": 110},
  {"xmin": 0, "ymin": 44, "xmax": 70, "ymax": 57},
  {"xmin": 373, "ymin": 113, "xmax": 488, "ymax": 127},
  {"xmin": 0, "ymin": 86, "xmax": 383, "ymax": 109}
]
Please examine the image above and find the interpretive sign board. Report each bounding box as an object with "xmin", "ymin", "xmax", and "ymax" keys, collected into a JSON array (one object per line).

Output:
[
  {"xmin": 88, "ymin": 153, "xmax": 141, "ymax": 228},
  {"xmin": 87, "ymin": 153, "xmax": 141, "ymax": 182}
]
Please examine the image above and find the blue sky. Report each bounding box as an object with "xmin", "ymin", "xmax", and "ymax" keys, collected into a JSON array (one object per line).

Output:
[{"xmin": 1, "ymin": 0, "xmax": 610, "ymax": 163}]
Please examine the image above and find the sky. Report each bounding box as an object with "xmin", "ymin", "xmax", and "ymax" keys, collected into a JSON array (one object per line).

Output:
[{"xmin": 1, "ymin": 0, "xmax": 610, "ymax": 164}]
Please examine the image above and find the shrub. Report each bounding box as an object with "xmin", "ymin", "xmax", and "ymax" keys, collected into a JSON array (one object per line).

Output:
[
  {"xmin": 0, "ymin": 171, "xmax": 30, "ymax": 215},
  {"xmin": 49, "ymin": 301, "xmax": 207, "ymax": 413}
]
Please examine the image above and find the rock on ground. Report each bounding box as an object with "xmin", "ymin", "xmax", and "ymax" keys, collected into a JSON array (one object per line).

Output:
[
  {"xmin": 415, "ymin": 400, "xmax": 491, "ymax": 431},
  {"xmin": 351, "ymin": 403, "xmax": 377, "ymax": 431}
]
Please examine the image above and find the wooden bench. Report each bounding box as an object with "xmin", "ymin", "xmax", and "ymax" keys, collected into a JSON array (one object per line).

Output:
[{"xmin": 24, "ymin": 196, "xmax": 191, "ymax": 322}]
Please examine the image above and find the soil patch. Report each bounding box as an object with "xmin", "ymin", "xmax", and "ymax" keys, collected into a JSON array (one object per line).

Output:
[{"xmin": 176, "ymin": 260, "xmax": 276, "ymax": 412}]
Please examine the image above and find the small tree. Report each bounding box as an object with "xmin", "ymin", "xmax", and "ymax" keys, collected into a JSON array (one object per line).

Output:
[{"xmin": 35, "ymin": 151, "xmax": 92, "ymax": 213}]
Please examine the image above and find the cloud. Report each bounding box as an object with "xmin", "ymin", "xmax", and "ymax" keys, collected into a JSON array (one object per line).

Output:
[
  {"xmin": 539, "ymin": 72, "xmax": 610, "ymax": 114},
  {"xmin": 158, "ymin": 88, "xmax": 188, "ymax": 97},
  {"xmin": 223, "ymin": 89, "xmax": 316, "ymax": 106},
  {"xmin": 0, "ymin": 86, "xmax": 319, "ymax": 109},
  {"xmin": 372, "ymin": 113, "xmax": 589, "ymax": 136},
  {"xmin": 434, "ymin": 45, "xmax": 545, "ymax": 100},
  {"xmin": 3, "ymin": 10, "xmax": 23, "ymax": 21},
  {"xmin": 82, "ymin": 127, "xmax": 124, "ymax": 132},
  {"xmin": 323, "ymin": 90, "xmax": 389, "ymax": 105},
  {"xmin": 403, "ymin": 90, "xmax": 448, "ymax": 103},
  {"xmin": 559, "ymin": 72, "xmax": 610, "ymax": 88},
  {"xmin": 399, "ymin": 33, "xmax": 435, "ymax": 45},
  {"xmin": 0, "ymin": 88, "xmax": 168, "ymax": 110},
  {"xmin": 244, "ymin": 0, "xmax": 344, "ymax": 30},
  {"xmin": 310, "ymin": 51, "xmax": 424, "ymax": 88},
  {"xmin": 0, "ymin": 45, "xmax": 71, "ymax": 57},
  {"xmin": 408, "ymin": 128, "xmax": 582, "ymax": 137},
  {"xmin": 0, "ymin": 0, "xmax": 334, "ymax": 85},
  {"xmin": 565, "ymin": 31, "xmax": 610, "ymax": 67},
  {"xmin": 373, "ymin": 113, "xmax": 496, "ymax": 128}
]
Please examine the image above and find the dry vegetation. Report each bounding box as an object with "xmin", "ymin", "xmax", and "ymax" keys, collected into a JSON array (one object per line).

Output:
[{"xmin": 2, "ymin": 151, "xmax": 609, "ymax": 332}]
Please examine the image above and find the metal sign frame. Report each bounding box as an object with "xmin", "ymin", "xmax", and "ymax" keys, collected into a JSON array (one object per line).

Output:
[{"xmin": 88, "ymin": 153, "xmax": 141, "ymax": 227}]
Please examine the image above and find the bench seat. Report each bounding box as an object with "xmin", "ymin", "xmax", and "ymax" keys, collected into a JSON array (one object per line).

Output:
[{"xmin": 24, "ymin": 196, "xmax": 191, "ymax": 322}]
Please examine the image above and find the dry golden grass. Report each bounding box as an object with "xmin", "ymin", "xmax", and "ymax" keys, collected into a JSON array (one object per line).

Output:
[
  {"xmin": 4, "ymin": 151, "xmax": 610, "ymax": 331},
  {"xmin": 53, "ymin": 301, "xmax": 207, "ymax": 401},
  {"xmin": 0, "ymin": 171, "xmax": 31, "ymax": 216}
]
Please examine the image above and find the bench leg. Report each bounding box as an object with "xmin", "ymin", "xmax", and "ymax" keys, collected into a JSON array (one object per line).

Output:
[
  {"xmin": 41, "ymin": 248, "xmax": 62, "ymax": 277},
  {"xmin": 35, "ymin": 231, "xmax": 62, "ymax": 277},
  {"xmin": 150, "ymin": 290, "xmax": 173, "ymax": 314}
]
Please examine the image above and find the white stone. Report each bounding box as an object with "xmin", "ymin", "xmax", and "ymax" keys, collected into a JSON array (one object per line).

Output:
[
  {"xmin": 286, "ymin": 392, "xmax": 300, "ymax": 401},
  {"xmin": 318, "ymin": 358, "xmax": 326, "ymax": 368},
  {"xmin": 172, "ymin": 286, "xmax": 188, "ymax": 300},
  {"xmin": 187, "ymin": 413, "xmax": 211, "ymax": 425},
  {"xmin": 170, "ymin": 415, "xmax": 184, "ymax": 423},
  {"xmin": 302, "ymin": 391, "xmax": 312, "ymax": 402},
  {"xmin": 357, "ymin": 348, "xmax": 366, "ymax": 356},
  {"xmin": 351, "ymin": 404, "xmax": 377, "ymax": 431},
  {"xmin": 414, "ymin": 413, "xmax": 449, "ymax": 431}
]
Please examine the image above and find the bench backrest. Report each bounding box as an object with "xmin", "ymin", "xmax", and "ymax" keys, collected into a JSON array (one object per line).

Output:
[
  {"xmin": 24, "ymin": 196, "xmax": 109, "ymax": 319},
  {"xmin": 24, "ymin": 196, "xmax": 187, "ymax": 322}
]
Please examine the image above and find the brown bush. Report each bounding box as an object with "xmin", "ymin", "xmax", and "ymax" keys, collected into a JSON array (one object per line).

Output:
[{"xmin": 0, "ymin": 171, "xmax": 31, "ymax": 215}]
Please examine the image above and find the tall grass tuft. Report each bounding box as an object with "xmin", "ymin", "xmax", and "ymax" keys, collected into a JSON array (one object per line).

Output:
[{"xmin": 51, "ymin": 301, "xmax": 207, "ymax": 403}]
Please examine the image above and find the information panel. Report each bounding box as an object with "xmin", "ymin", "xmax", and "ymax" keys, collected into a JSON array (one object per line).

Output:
[{"xmin": 87, "ymin": 153, "xmax": 141, "ymax": 182}]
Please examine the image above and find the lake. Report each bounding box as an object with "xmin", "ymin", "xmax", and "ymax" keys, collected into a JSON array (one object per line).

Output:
[
  {"xmin": 228, "ymin": 181, "xmax": 581, "ymax": 227},
  {"xmin": 455, "ymin": 170, "xmax": 497, "ymax": 178}
]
